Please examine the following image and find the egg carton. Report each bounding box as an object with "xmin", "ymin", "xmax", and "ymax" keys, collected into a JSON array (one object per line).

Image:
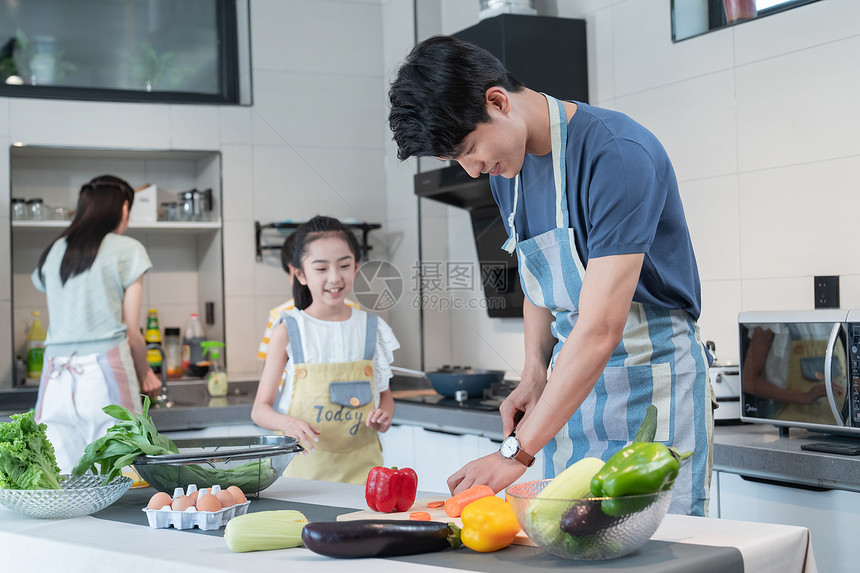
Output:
[{"xmin": 142, "ymin": 484, "xmax": 250, "ymax": 531}]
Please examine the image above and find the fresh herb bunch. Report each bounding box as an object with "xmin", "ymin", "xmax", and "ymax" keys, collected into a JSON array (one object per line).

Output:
[
  {"xmin": 0, "ymin": 410, "xmax": 62, "ymax": 490},
  {"xmin": 72, "ymin": 395, "xmax": 179, "ymax": 484}
]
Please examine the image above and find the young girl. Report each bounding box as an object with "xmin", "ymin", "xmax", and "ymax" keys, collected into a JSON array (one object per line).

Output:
[
  {"xmin": 32, "ymin": 175, "xmax": 162, "ymax": 472},
  {"xmin": 251, "ymin": 216, "xmax": 399, "ymax": 484}
]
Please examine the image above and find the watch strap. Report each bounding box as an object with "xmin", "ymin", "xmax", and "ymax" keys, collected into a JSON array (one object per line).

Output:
[{"xmin": 513, "ymin": 447, "xmax": 536, "ymax": 468}]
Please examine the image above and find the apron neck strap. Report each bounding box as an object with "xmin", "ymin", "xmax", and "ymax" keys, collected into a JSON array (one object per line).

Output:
[
  {"xmin": 362, "ymin": 313, "xmax": 378, "ymax": 361},
  {"xmin": 281, "ymin": 314, "xmax": 305, "ymax": 364},
  {"xmin": 542, "ymin": 92, "xmax": 569, "ymax": 229}
]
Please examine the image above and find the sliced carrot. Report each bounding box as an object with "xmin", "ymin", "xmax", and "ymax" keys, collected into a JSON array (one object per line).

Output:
[
  {"xmin": 444, "ymin": 484, "xmax": 495, "ymax": 518},
  {"xmin": 409, "ymin": 511, "xmax": 431, "ymax": 520},
  {"xmin": 427, "ymin": 501, "xmax": 445, "ymax": 509}
]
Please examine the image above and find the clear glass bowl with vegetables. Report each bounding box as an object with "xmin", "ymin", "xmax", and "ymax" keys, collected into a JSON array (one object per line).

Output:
[{"xmin": 506, "ymin": 479, "xmax": 673, "ymax": 560}]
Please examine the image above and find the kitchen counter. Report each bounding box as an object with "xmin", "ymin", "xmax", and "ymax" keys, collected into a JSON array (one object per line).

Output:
[
  {"xmin": 713, "ymin": 423, "xmax": 860, "ymax": 492},
  {"xmin": 0, "ymin": 477, "xmax": 815, "ymax": 572}
]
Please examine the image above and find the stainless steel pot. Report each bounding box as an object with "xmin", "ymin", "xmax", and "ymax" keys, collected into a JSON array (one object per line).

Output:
[{"xmin": 392, "ymin": 366, "xmax": 505, "ymax": 398}]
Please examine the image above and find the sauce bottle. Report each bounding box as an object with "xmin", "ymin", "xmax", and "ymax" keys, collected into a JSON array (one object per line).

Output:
[
  {"xmin": 144, "ymin": 309, "xmax": 162, "ymax": 375},
  {"xmin": 27, "ymin": 311, "xmax": 46, "ymax": 380}
]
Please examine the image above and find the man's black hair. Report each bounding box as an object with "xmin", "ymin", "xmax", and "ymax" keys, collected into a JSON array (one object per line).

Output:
[{"xmin": 388, "ymin": 35, "xmax": 524, "ymax": 161}]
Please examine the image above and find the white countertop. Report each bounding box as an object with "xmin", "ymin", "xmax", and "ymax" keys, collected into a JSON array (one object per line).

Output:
[{"xmin": 0, "ymin": 477, "xmax": 816, "ymax": 573}]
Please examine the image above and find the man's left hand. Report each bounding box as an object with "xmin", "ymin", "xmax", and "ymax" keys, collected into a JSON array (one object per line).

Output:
[{"xmin": 447, "ymin": 451, "xmax": 527, "ymax": 495}]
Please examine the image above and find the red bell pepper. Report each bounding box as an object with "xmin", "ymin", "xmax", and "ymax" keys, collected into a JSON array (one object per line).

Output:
[{"xmin": 365, "ymin": 466, "xmax": 418, "ymax": 513}]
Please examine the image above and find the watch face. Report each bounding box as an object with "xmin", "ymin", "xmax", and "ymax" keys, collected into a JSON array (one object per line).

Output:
[{"xmin": 500, "ymin": 435, "xmax": 518, "ymax": 458}]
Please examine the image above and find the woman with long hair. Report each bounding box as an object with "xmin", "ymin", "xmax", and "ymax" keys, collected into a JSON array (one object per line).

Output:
[{"xmin": 32, "ymin": 174, "xmax": 162, "ymax": 472}]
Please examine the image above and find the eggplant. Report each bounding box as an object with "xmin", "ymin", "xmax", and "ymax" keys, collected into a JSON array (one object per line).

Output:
[
  {"xmin": 301, "ymin": 519, "xmax": 461, "ymax": 559},
  {"xmin": 559, "ymin": 500, "xmax": 620, "ymax": 537}
]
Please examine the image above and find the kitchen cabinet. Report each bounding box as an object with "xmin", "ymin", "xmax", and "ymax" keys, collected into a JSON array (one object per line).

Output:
[
  {"xmin": 716, "ymin": 469, "xmax": 860, "ymax": 573},
  {"xmin": 3, "ymin": 145, "xmax": 224, "ymax": 390}
]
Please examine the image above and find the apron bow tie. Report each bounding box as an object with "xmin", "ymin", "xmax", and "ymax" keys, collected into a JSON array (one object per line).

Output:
[{"xmin": 50, "ymin": 353, "xmax": 85, "ymax": 420}]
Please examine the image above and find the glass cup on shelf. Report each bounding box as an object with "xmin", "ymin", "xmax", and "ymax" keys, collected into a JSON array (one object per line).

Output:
[
  {"xmin": 12, "ymin": 198, "xmax": 27, "ymax": 220},
  {"xmin": 27, "ymin": 198, "xmax": 44, "ymax": 220}
]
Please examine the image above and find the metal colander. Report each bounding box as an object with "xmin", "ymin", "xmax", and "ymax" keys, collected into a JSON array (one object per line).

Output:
[{"xmin": 0, "ymin": 474, "xmax": 132, "ymax": 519}]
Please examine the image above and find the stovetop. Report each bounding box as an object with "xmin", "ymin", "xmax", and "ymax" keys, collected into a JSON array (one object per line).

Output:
[{"xmin": 393, "ymin": 379, "xmax": 518, "ymax": 412}]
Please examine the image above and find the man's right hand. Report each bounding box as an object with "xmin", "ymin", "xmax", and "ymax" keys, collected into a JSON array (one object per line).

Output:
[{"xmin": 500, "ymin": 372, "xmax": 546, "ymax": 437}]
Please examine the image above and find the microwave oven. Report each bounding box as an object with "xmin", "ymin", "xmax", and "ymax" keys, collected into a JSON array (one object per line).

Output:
[{"xmin": 738, "ymin": 310, "xmax": 860, "ymax": 435}]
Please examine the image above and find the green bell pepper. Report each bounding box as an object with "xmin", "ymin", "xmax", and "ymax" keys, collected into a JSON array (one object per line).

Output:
[{"xmin": 590, "ymin": 442, "xmax": 679, "ymax": 498}]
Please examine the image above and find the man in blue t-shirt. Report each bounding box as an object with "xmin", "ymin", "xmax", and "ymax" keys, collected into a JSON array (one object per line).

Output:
[{"xmin": 388, "ymin": 36, "xmax": 714, "ymax": 516}]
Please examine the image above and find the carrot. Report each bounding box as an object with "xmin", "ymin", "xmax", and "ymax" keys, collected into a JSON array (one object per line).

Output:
[
  {"xmin": 444, "ymin": 484, "xmax": 495, "ymax": 518},
  {"xmin": 409, "ymin": 511, "xmax": 431, "ymax": 521},
  {"xmin": 427, "ymin": 501, "xmax": 445, "ymax": 509}
]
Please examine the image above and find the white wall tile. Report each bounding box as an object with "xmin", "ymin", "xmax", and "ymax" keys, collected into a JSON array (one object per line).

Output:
[
  {"xmin": 738, "ymin": 156, "xmax": 860, "ymax": 280},
  {"xmin": 252, "ymin": 0, "xmax": 383, "ymax": 75},
  {"xmin": 382, "ymin": 0, "xmax": 416, "ymax": 78},
  {"xmin": 170, "ymin": 106, "xmax": 221, "ymax": 150},
  {"xmin": 554, "ymin": 0, "xmax": 612, "ymax": 18},
  {"xmin": 382, "ymin": 213, "xmax": 422, "ymax": 369},
  {"xmin": 252, "ymin": 145, "xmax": 386, "ymax": 224},
  {"xmin": 0, "ymin": 217, "xmax": 9, "ymax": 302},
  {"xmin": 221, "ymin": 145, "xmax": 254, "ymax": 222},
  {"xmin": 680, "ymin": 175, "xmax": 740, "ymax": 282},
  {"xmin": 615, "ymin": 69, "xmax": 737, "ymax": 182},
  {"xmin": 0, "ymin": 138, "xmax": 9, "ymax": 205},
  {"xmin": 611, "ymin": 0, "xmax": 733, "ymax": 97},
  {"xmin": 223, "ymin": 219, "xmax": 259, "ymax": 299},
  {"xmin": 252, "ymin": 70, "xmax": 386, "ymax": 150},
  {"xmin": 733, "ymin": 0, "xmax": 860, "ymax": 67},
  {"xmin": 384, "ymin": 156, "xmax": 418, "ymax": 232},
  {"xmin": 838, "ymin": 275, "xmax": 860, "ymax": 311},
  {"xmin": 735, "ymin": 35, "xmax": 860, "ymax": 172},
  {"xmin": 589, "ymin": 6, "xmax": 615, "ymax": 104},
  {"xmin": 220, "ymin": 106, "xmax": 253, "ymax": 146},
  {"xmin": 0, "ymin": 300, "xmax": 12, "ymax": 387},
  {"xmin": 699, "ymin": 279, "xmax": 742, "ymax": 364},
  {"xmin": 741, "ymin": 277, "xmax": 812, "ymax": 311},
  {"xmin": 9, "ymin": 100, "xmax": 171, "ymax": 149},
  {"xmin": 0, "ymin": 98, "xmax": 9, "ymax": 136},
  {"xmin": 225, "ymin": 295, "xmax": 260, "ymax": 377}
]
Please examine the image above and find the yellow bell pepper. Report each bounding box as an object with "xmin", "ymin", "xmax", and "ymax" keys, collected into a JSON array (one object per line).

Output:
[{"xmin": 459, "ymin": 495, "xmax": 521, "ymax": 552}]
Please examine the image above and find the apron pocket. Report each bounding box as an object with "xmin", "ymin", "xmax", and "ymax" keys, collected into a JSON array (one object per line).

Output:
[
  {"xmin": 330, "ymin": 381, "xmax": 373, "ymax": 408},
  {"xmin": 800, "ymin": 356, "xmax": 841, "ymax": 381},
  {"xmin": 601, "ymin": 363, "xmax": 671, "ymax": 443}
]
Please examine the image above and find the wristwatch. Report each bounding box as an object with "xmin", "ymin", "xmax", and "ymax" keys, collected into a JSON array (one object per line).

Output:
[{"xmin": 499, "ymin": 433, "xmax": 535, "ymax": 467}]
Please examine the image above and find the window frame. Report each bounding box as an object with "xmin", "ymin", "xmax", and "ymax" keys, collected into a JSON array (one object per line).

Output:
[{"xmin": 0, "ymin": 0, "xmax": 242, "ymax": 105}]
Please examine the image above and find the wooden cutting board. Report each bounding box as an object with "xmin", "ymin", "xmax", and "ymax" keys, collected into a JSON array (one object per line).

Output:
[{"xmin": 337, "ymin": 496, "xmax": 536, "ymax": 546}]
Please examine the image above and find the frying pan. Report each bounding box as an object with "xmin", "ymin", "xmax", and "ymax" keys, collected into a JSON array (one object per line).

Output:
[{"xmin": 391, "ymin": 366, "xmax": 505, "ymax": 398}]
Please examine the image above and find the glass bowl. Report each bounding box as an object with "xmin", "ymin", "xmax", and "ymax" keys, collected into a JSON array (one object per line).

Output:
[
  {"xmin": 505, "ymin": 479, "xmax": 673, "ymax": 560},
  {"xmin": 133, "ymin": 435, "xmax": 302, "ymax": 496},
  {"xmin": 0, "ymin": 474, "xmax": 132, "ymax": 519}
]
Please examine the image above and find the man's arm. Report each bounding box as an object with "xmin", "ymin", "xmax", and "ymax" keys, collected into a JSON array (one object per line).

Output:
[
  {"xmin": 514, "ymin": 253, "xmax": 643, "ymax": 456},
  {"xmin": 448, "ymin": 252, "xmax": 644, "ymax": 493}
]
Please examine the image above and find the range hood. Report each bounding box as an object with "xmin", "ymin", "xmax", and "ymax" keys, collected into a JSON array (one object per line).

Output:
[
  {"xmin": 415, "ymin": 164, "xmax": 523, "ymax": 318},
  {"xmin": 414, "ymin": 164, "xmax": 494, "ymax": 211}
]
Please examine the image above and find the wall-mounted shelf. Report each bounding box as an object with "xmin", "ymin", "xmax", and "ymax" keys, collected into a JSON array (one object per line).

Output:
[{"xmin": 255, "ymin": 221, "xmax": 381, "ymax": 262}]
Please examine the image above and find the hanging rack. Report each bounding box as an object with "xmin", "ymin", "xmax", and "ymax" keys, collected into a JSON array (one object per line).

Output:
[{"xmin": 255, "ymin": 221, "xmax": 382, "ymax": 262}]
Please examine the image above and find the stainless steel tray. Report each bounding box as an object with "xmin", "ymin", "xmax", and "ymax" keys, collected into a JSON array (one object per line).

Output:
[{"xmin": 133, "ymin": 435, "xmax": 302, "ymax": 495}]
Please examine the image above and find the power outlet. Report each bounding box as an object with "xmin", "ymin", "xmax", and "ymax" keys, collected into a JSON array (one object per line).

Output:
[{"xmin": 814, "ymin": 275, "xmax": 840, "ymax": 309}]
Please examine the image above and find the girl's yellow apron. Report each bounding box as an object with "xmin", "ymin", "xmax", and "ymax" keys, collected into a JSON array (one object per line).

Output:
[
  {"xmin": 278, "ymin": 312, "xmax": 383, "ymax": 484},
  {"xmin": 776, "ymin": 325, "xmax": 847, "ymax": 424}
]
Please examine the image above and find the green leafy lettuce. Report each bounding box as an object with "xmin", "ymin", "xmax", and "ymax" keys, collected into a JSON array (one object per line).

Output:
[{"xmin": 0, "ymin": 410, "xmax": 62, "ymax": 490}]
